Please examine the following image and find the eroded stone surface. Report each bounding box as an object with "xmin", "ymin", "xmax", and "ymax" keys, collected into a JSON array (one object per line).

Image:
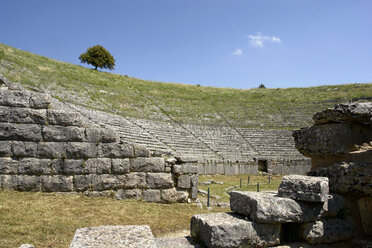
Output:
[
  {"xmin": 69, "ymin": 225, "xmax": 157, "ymax": 248},
  {"xmin": 230, "ymin": 191, "xmax": 327, "ymax": 223},
  {"xmin": 278, "ymin": 175, "xmax": 329, "ymax": 202},
  {"xmin": 190, "ymin": 212, "xmax": 280, "ymax": 248}
]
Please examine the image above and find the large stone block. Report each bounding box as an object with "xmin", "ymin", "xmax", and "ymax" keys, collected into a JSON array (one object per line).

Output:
[
  {"xmin": 69, "ymin": 225, "xmax": 157, "ymax": 248},
  {"xmin": 0, "ymin": 141, "xmax": 12, "ymax": 156},
  {"xmin": 190, "ymin": 175, "xmax": 198, "ymax": 199},
  {"xmin": 143, "ymin": 189, "xmax": 161, "ymax": 202},
  {"xmin": 313, "ymin": 102, "xmax": 372, "ymax": 125},
  {"xmin": 29, "ymin": 92, "xmax": 51, "ymax": 109},
  {"xmin": 147, "ymin": 173, "xmax": 174, "ymax": 189},
  {"xmin": 85, "ymin": 158, "xmax": 111, "ymax": 174},
  {"xmin": 99, "ymin": 143, "xmax": 134, "ymax": 158},
  {"xmin": 61, "ymin": 159, "xmax": 85, "ymax": 175},
  {"xmin": 0, "ymin": 157, "xmax": 18, "ymax": 174},
  {"xmin": 133, "ymin": 145, "xmax": 150, "ymax": 157},
  {"xmin": 9, "ymin": 108, "xmax": 47, "ymax": 124},
  {"xmin": 176, "ymin": 190, "xmax": 189, "ymax": 203},
  {"xmin": 73, "ymin": 175, "xmax": 93, "ymax": 191},
  {"xmin": 278, "ymin": 175, "xmax": 329, "ymax": 202},
  {"xmin": 0, "ymin": 89, "xmax": 30, "ymax": 108},
  {"xmin": 17, "ymin": 175, "xmax": 41, "ymax": 191},
  {"xmin": 190, "ymin": 212, "xmax": 281, "ymax": 248},
  {"xmin": 0, "ymin": 123, "xmax": 42, "ymax": 142},
  {"xmin": 111, "ymin": 158, "xmax": 130, "ymax": 174},
  {"xmin": 42, "ymin": 126, "xmax": 85, "ymax": 142},
  {"xmin": 327, "ymin": 193, "xmax": 351, "ymax": 217},
  {"xmin": 46, "ymin": 109, "xmax": 82, "ymax": 126},
  {"xmin": 131, "ymin": 157, "xmax": 164, "ymax": 172},
  {"xmin": 293, "ymin": 123, "xmax": 372, "ymax": 158},
  {"xmin": 300, "ymin": 217, "xmax": 355, "ymax": 244},
  {"xmin": 172, "ymin": 163, "xmax": 198, "ymax": 174},
  {"xmin": 18, "ymin": 158, "xmax": 52, "ymax": 175},
  {"xmin": 177, "ymin": 174, "xmax": 190, "ymax": 189},
  {"xmin": 310, "ymin": 162, "xmax": 372, "ymax": 196},
  {"xmin": 37, "ymin": 142, "xmax": 66, "ymax": 158},
  {"xmin": 230, "ymin": 191, "xmax": 327, "ymax": 223},
  {"xmin": 161, "ymin": 188, "xmax": 177, "ymax": 203},
  {"xmin": 0, "ymin": 175, "xmax": 18, "ymax": 189},
  {"xmin": 115, "ymin": 189, "xmax": 142, "ymax": 200},
  {"xmin": 66, "ymin": 142, "xmax": 97, "ymax": 159},
  {"xmin": 12, "ymin": 141, "xmax": 38, "ymax": 157},
  {"xmin": 91, "ymin": 174, "xmax": 125, "ymax": 191},
  {"xmin": 41, "ymin": 175, "xmax": 74, "ymax": 192},
  {"xmin": 0, "ymin": 106, "xmax": 10, "ymax": 122},
  {"xmin": 85, "ymin": 127, "xmax": 117, "ymax": 143},
  {"xmin": 123, "ymin": 172, "xmax": 146, "ymax": 189}
]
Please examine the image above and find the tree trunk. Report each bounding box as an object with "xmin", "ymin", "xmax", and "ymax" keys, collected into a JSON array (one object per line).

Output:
[{"xmin": 95, "ymin": 66, "xmax": 97, "ymax": 70}]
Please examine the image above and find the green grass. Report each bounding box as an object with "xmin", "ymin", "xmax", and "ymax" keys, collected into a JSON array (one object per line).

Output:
[
  {"xmin": 199, "ymin": 174, "xmax": 282, "ymax": 202},
  {"xmin": 1, "ymin": 43, "xmax": 372, "ymax": 129},
  {"xmin": 0, "ymin": 189, "xmax": 227, "ymax": 248}
]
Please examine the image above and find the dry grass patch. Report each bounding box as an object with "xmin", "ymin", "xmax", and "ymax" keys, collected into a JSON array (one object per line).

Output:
[{"xmin": 0, "ymin": 189, "xmax": 226, "ymax": 248}]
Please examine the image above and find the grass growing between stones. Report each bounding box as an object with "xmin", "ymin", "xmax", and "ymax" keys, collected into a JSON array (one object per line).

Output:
[
  {"xmin": 0, "ymin": 189, "xmax": 227, "ymax": 248},
  {"xmin": 199, "ymin": 174, "xmax": 282, "ymax": 203}
]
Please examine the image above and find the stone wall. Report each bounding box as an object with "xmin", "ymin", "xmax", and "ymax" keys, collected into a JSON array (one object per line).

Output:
[{"xmin": 0, "ymin": 83, "xmax": 198, "ymax": 203}]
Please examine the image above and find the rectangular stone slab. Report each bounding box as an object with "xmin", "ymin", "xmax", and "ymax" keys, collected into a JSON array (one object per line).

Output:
[
  {"xmin": 230, "ymin": 191, "xmax": 327, "ymax": 223},
  {"xmin": 190, "ymin": 212, "xmax": 281, "ymax": 248},
  {"xmin": 278, "ymin": 175, "xmax": 329, "ymax": 202},
  {"xmin": 69, "ymin": 225, "xmax": 157, "ymax": 248}
]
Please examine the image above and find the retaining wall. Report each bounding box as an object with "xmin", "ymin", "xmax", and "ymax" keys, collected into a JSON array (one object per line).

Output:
[{"xmin": 0, "ymin": 84, "xmax": 197, "ymax": 203}]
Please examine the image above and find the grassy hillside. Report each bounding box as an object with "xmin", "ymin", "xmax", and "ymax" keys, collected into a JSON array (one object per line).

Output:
[{"xmin": 1, "ymin": 43, "xmax": 371, "ymax": 129}]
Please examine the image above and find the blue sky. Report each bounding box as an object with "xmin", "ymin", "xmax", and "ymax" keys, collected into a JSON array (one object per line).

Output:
[{"xmin": 1, "ymin": 1, "xmax": 372, "ymax": 89}]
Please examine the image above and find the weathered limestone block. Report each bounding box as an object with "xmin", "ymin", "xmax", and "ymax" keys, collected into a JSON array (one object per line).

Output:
[
  {"xmin": 143, "ymin": 189, "xmax": 161, "ymax": 202},
  {"xmin": 115, "ymin": 189, "xmax": 142, "ymax": 200},
  {"xmin": 29, "ymin": 92, "xmax": 51, "ymax": 109},
  {"xmin": 0, "ymin": 123, "xmax": 42, "ymax": 141},
  {"xmin": 0, "ymin": 89, "xmax": 31, "ymax": 108},
  {"xmin": 111, "ymin": 158, "xmax": 130, "ymax": 174},
  {"xmin": 123, "ymin": 172, "xmax": 146, "ymax": 189},
  {"xmin": 161, "ymin": 188, "xmax": 177, "ymax": 203},
  {"xmin": 12, "ymin": 141, "xmax": 38, "ymax": 157},
  {"xmin": 47, "ymin": 109, "xmax": 82, "ymax": 126},
  {"xmin": 190, "ymin": 175, "xmax": 198, "ymax": 199},
  {"xmin": 37, "ymin": 142, "xmax": 66, "ymax": 158},
  {"xmin": 177, "ymin": 190, "xmax": 189, "ymax": 203},
  {"xmin": 0, "ymin": 157, "xmax": 18, "ymax": 174},
  {"xmin": 85, "ymin": 127, "xmax": 117, "ymax": 143},
  {"xmin": 131, "ymin": 157, "xmax": 164, "ymax": 172},
  {"xmin": 278, "ymin": 175, "xmax": 329, "ymax": 202},
  {"xmin": 310, "ymin": 162, "xmax": 372, "ymax": 196},
  {"xmin": 172, "ymin": 163, "xmax": 198, "ymax": 174},
  {"xmin": 190, "ymin": 212, "xmax": 281, "ymax": 248},
  {"xmin": 85, "ymin": 158, "xmax": 111, "ymax": 174},
  {"xmin": 99, "ymin": 143, "xmax": 134, "ymax": 158},
  {"xmin": 18, "ymin": 158, "xmax": 52, "ymax": 175},
  {"xmin": 177, "ymin": 174, "xmax": 190, "ymax": 189},
  {"xmin": 293, "ymin": 123, "xmax": 372, "ymax": 158},
  {"xmin": 18, "ymin": 244, "xmax": 35, "ymax": 248},
  {"xmin": 0, "ymin": 175, "xmax": 18, "ymax": 189},
  {"xmin": 133, "ymin": 145, "xmax": 150, "ymax": 157},
  {"xmin": 300, "ymin": 217, "xmax": 355, "ymax": 244},
  {"xmin": 69, "ymin": 225, "xmax": 157, "ymax": 248},
  {"xmin": 9, "ymin": 107, "xmax": 47, "ymax": 124},
  {"xmin": 91, "ymin": 175, "xmax": 125, "ymax": 191},
  {"xmin": 41, "ymin": 175, "xmax": 74, "ymax": 192},
  {"xmin": 83, "ymin": 190, "xmax": 113, "ymax": 198},
  {"xmin": 313, "ymin": 102, "xmax": 372, "ymax": 125},
  {"xmin": 66, "ymin": 142, "xmax": 97, "ymax": 159},
  {"xmin": 230, "ymin": 191, "xmax": 327, "ymax": 223},
  {"xmin": 17, "ymin": 175, "xmax": 41, "ymax": 191},
  {"xmin": 357, "ymin": 196, "xmax": 372, "ymax": 235},
  {"xmin": 146, "ymin": 173, "xmax": 174, "ymax": 189},
  {"xmin": 327, "ymin": 193, "xmax": 351, "ymax": 217},
  {"xmin": 73, "ymin": 175, "xmax": 93, "ymax": 191},
  {"xmin": 0, "ymin": 141, "xmax": 11, "ymax": 156},
  {"xmin": 42, "ymin": 126, "xmax": 86, "ymax": 142},
  {"xmin": 61, "ymin": 160, "xmax": 85, "ymax": 175}
]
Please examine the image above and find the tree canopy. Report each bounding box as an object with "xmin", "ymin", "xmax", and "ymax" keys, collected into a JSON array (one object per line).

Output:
[{"xmin": 79, "ymin": 45, "xmax": 115, "ymax": 70}]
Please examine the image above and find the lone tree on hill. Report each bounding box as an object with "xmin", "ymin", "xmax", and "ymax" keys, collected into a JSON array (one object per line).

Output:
[{"xmin": 79, "ymin": 45, "xmax": 115, "ymax": 70}]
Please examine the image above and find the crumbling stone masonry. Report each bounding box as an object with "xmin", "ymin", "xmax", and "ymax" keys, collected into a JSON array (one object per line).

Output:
[{"xmin": 0, "ymin": 83, "xmax": 198, "ymax": 203}]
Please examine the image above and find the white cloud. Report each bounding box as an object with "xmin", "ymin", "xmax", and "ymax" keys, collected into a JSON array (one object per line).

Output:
[
  {"xmin": 248, "ymin": 33, "xmax": 281, "ymax": 48},
  {"xmin": 232, "ymin": 48, "xmax": 243, "ymax": 56}
]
